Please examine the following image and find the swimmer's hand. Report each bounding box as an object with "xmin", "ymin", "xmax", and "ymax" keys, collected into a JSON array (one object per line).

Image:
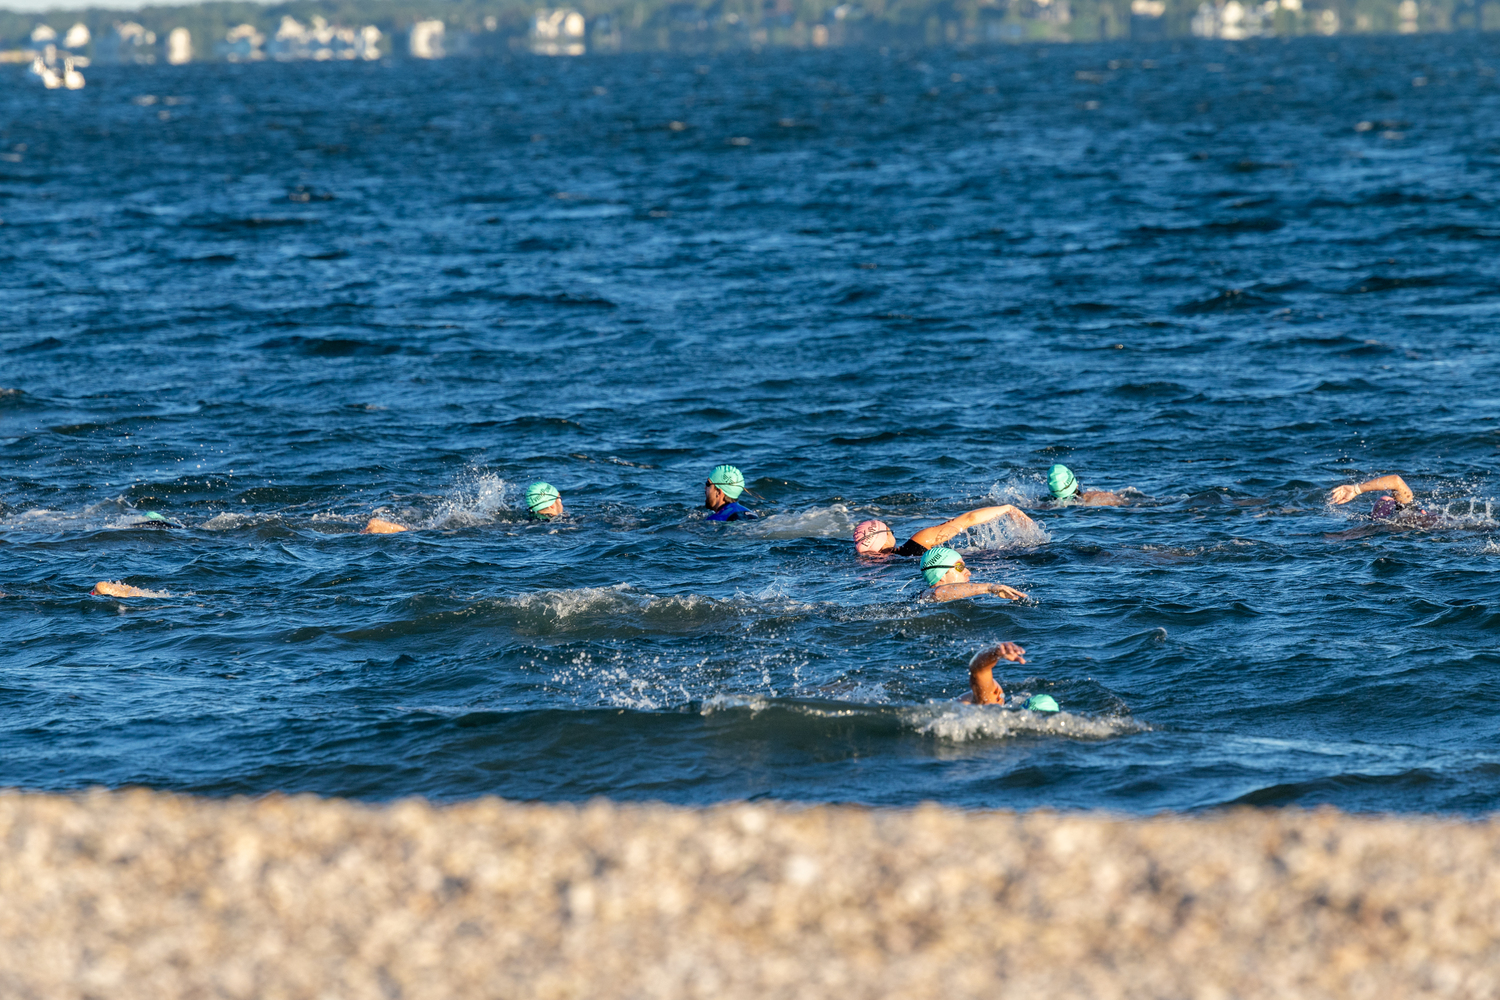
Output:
[
  {"xmin": 970, "ymin": 642, "xmax": 1027, "ymax": 671},
  {"xmin": 362, "ymin": 517, "xmax": 408, "ymax": 534},
  {"xmin": 1329, "ymin": 484, "xmax": 1361, "ymax": 505},
  {"xmin": 987, "ymin": 584, "xmax": 1028, "ymax": 601}
]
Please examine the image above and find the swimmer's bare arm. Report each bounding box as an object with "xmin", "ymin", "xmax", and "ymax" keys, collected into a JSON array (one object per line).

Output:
[
  {"xmin": 909, "ymin": 506, "xmax": 1035, "ymax": 549},
  {"xmin": 964, "ymin": 642, "xmax": 1026, "ymax": 704},
  {"xmin": 91, "ymin": 581, "xmax": 161, "ymax": 598},
  {"xmin": 1330, "ymin": 475, "xmax": 1413, "ymax": 506},
  {"xmin": 924, "ymin": 582, "xmax": 1028, "ymax": 602},
  {"xmin": 363, "ymin": 518, "xmax": 408, "ymax": 534},
  {"xmin": 1077, "ymin": 490, "xmax": 1127, "ymax": 507}
]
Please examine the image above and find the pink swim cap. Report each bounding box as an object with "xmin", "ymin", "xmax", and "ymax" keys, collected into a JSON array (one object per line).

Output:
[{"xmin": 853, "ymin": 519, "xmax": 893, "ymax": 555}]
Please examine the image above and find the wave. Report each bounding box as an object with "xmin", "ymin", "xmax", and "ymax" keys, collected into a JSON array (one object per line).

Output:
[{"xmin": 698, "ymin": 696, "xmax": 1145, "ymax": 741}]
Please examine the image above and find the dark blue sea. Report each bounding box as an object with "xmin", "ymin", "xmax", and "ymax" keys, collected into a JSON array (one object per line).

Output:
[{"xmin": 4, "ymin": 34, "xmax": 1500, "ymax": 813}]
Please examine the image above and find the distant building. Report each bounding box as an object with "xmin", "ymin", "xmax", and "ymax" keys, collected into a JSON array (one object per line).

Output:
[
  {"xmin": 532, "ymin": 9, "xmax": 585, "ymax": 55},
  {"xmin": 167, "ymin": 27, "xmax": 191, "ymax": 64},
  {"xmin": 94, "ymin": 22, "xmax": 158, "ymax": 64},
  {"xmin": 409, "ymin": 19, "xmax": 445, "ymax": 58},
  {"xmin": 217, "ymin": 24, "xmax": 266, "ymax": 61},
  {"xmin": 266, "ymin": 17, "xmax": 381, "ymax": 60}
]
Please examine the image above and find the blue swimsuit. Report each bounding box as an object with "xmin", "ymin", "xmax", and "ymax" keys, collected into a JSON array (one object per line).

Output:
[{"xmin": 707, "ymin": 501, "xmax": 757, "ymax": 522}]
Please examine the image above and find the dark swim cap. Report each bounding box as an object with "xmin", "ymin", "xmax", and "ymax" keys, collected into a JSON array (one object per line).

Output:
[{"xmin": 1370, "ymin": 495, "xmax": 1399, "ymax": 520}]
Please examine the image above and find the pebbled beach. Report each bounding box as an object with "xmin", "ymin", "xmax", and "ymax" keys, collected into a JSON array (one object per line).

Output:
[{"xmin": 1, "ymin": 790, "xmax": 1497, "ymax": 999}]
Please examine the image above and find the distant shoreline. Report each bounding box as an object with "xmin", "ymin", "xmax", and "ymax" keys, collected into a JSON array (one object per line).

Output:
[{"xmin": 1, "ymin": 790, "xmax": 1495, "ymax": 998}]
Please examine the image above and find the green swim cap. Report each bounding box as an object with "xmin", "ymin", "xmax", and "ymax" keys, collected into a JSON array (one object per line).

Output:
[
  {"xmin": 1025, "ymin": 693, "xmax": 1060, "ymax": 713},
  {"xmin": 920, "ymin": 546, "xmax": 964, "ymax": 587},
  {"xmin": 708, "ymin": 464, "xmax": 745, "ymax": 500},
  {"xmin": 1047, "ymin": 464, "xmax": 1079, "ymax": 500},
  {"xmin": 525, "ymin": 481, "xmax": 561, "ymax": 517}
]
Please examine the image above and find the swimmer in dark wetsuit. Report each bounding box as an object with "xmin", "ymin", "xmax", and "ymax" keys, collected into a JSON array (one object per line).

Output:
[
  {"xmin": 1045, "ymin": 464, "xmax": 1126, "ymax": 507},
  {"xmin": 704, "ymin": 464, "xmax": 757, "ymax": 522},
  {"xmin": 362, "ymin": 480, "xmax": 563, "ymax": 534},
  {"xmin": 852, "ymin": 505, "xmax": 1037, "ymax": 558},
  {"xmin": 917, "ymin": 546, "xmax": 1028, "ymax": 603},
  {"xmin": 1328, "ymin": 474, "xmax": 1430, "ymax": 522},
  {"xmin": 959, "ymin": 643, "xmax": 1060, "ymax": 711}
]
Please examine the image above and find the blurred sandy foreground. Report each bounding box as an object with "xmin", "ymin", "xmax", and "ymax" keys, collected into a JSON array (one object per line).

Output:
[{"xmin": 1, "ymin": 790, "xmax": 1497, "ymax": 999}]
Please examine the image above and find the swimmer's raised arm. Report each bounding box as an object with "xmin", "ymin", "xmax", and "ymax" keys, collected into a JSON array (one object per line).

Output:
[
  {"xmin": 1330, "ymin": 475, "xmax": 1413, "ymax": 506},
  {"xmin": 908, "ymin": 505, "xmax": 1035, "ymax": 550},
  {"xmin": 925, "ymin": 582, "xmax": 1028, "ymax": 603},
  {"xmin": 964, "ymin": 643, "xmax": 1025, "ymax": 704}
]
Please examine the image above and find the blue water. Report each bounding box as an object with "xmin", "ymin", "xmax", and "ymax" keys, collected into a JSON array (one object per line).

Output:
[{"xmin": 4, "ymin": 35, "xmax": 1500, "ymax": 812}]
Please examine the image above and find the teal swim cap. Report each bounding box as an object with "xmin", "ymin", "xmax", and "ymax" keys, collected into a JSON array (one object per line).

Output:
[
  {"xmin": 525, "ymin": 481, "xmax": 561, "ymax": 517},
  {"xmin": 1047, "ymin": 464, "xmax": 1079, "ymax": 500},
  {"xmin": 1025, "ymin": 693, "xmax": 1060, "ymax": 713},
  {"xmin": 708, "ymin": 464, "xmax": 745, "ymax": 500},
  {"xmin": 920, "ymin": 546, "xmax": 964, "ymax": 587}
]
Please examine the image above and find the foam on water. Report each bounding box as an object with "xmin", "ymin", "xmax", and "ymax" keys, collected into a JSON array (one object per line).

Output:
[{"xmin": 913, "ymin": 704, "xmax": 1147, "ymax": 742}]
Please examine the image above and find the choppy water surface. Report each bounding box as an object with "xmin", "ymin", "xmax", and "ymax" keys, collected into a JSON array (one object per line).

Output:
[{"xmin": 4, "ymin": 35, "xmax": 1500, "ymax": 812}]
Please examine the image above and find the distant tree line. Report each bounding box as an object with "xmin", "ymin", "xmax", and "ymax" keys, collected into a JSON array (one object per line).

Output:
[{"xmin": 1, "ymin": 0, "xmax": 1495, "ymax": 59}]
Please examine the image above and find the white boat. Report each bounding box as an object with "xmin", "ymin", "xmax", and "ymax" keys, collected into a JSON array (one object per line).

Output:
[
  {"xmin": 63, "ymin": 57, "xmax": 85, "ymax": 89},
  {"xmin": 30, "ymin": 55, "xmax": 62, "ymax": 89}
]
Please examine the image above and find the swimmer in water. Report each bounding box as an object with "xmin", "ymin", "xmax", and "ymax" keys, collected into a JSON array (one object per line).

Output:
[
  {"xmin": 852, "ymin": 505, "xmax": 1038, "ymax": 558},
  {"xmin": 960, "ymin": 643, "xmax": 1060, "ymax": 711},
  {"xmin": 704, "ymin": 464, "xmax": 757, "ymax": 521},
  {"xmin": 91, "ymin": 581, "xmax": 165, "ymax": 598},
  {"xmin": 917, "ymin": 546, "xmax": 1028, "ymax": 603},
  {"xmin": 1328, "ymin": 474, "xmax": 1430, "ymax": 522},
  {"xmin": 1045, "ymin": 464, "xmax": 1126, "ymax": 507},
  {"xmin": 362, "ymin": 481, "xmax": 564, "ymax": 534}
]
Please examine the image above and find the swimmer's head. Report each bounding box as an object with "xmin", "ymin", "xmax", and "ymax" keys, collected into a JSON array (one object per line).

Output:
[
  {"xmin": 1047, "ymin": 464, "xmax": 1079, "ymax": 500},
  {"xmin": 1370, "ymin": 495, "xmax": 1399, "ymax": 520},
  {"xmin": 853, "ymin": 519, "xmax": 896, "ymax": 555},
  {"xmin": 1025, "ymin": 694, "xmax": 1060, "ymax": 713},
  {"xmin": 525, "ymin": 481, "xmax": 563, "ymax": 519},
  {"xmin": 707, "ymin": 464, "xmax": 745, "ymax": 501},
  {"xmin": 921, "ymin": 545, "xmax": 968, "ymax": 587}
]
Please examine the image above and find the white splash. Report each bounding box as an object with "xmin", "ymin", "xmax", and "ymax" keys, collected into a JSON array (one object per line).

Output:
[
  {"xmin": 913, "ymin": 703, "xmax": 1147, "ymax": 741},
  {"xmin": 740, "ymin": 503, "xmax": 856, "ymax": 540},
  {"xmin": 988, "ymin": 475, "xmax": 1049, "ymax": 507},
  {"xmin": 957, "ymin": 514, "xmax": 1051, "ymax": 551},
  {"xmin": 426, "ymin": 471, "xmax": 515, "ymax": 528}
]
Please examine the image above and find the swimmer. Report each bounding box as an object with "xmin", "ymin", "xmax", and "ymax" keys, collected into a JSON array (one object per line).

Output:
[
  {"xmin": 361, "ymin": 480, "xmax": 564, "ymax": 534},
  {"xmin": 91, "ymin": 580, "xmax": 165, "ymax": 598},
  {"xmin": 853, "ymin": 505, "xmax": 1037, "ymax": 558},
  {"xmin": 961, "ymin": 643, "xmax": 1060, "ymax": 711},
  {"xmin": 704, "ymin": 464, "xmax": 757, "ymax": 521},
  {"xmin": 1328, "ymin": 474, "xmax": 1429, "ymax": 521},
  {"xmin": 918, "ymin": 546, "xmax": 1028, "ymax": 603},
  {"xmin": 523, "ymin": 481, "xmax": 565, "ymax": 521},
  {"xmin": 1046, "ymin": 464, "xmax": 1126, "ymax": 507}
]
